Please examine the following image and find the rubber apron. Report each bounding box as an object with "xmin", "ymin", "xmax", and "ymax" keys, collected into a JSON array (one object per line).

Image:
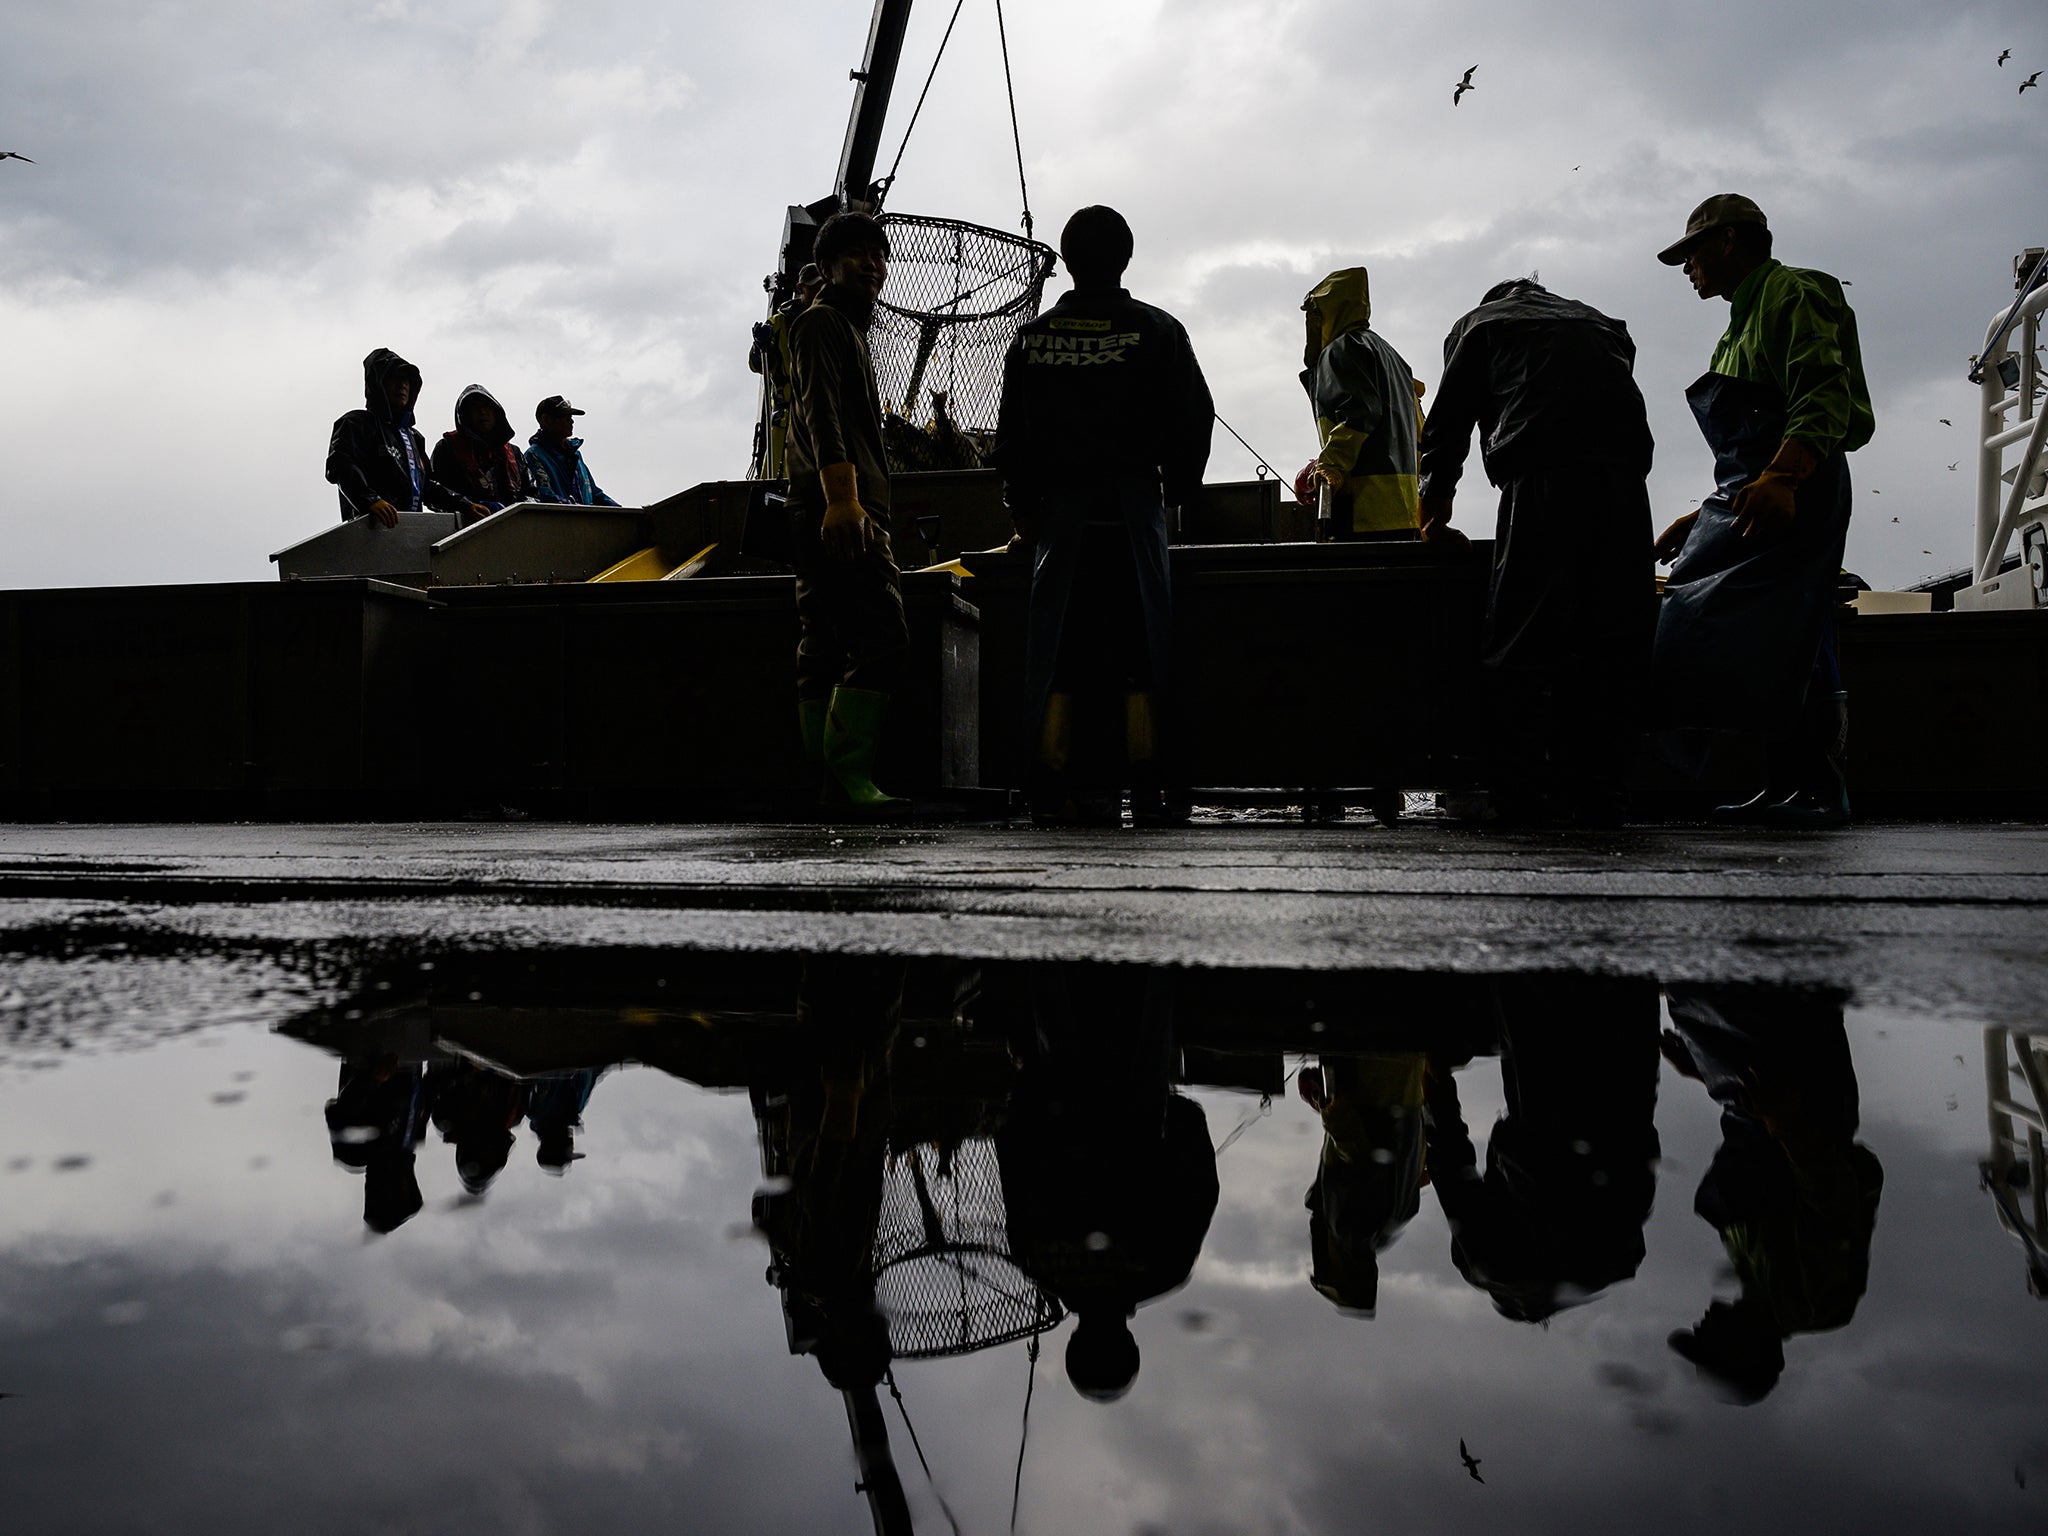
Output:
[{"xmin": 1653, "ymin": 373, "xmax": 1850, "ymax": 735}]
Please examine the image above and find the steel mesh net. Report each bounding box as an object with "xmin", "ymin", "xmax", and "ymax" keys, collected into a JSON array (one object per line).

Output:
[
  {"xmin": 870, "ymin": 1135, "xmax": 1062, "ymax": 1360},
  {"xmin": 871, "ymin": 212, "xmax": 1056, "ymax": 456}
]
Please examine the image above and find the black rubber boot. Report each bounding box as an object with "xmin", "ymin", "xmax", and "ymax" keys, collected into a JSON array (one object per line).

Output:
[{"xmin": 1764, "ymin": 691, "xmax": 1850, "ymax": 829}]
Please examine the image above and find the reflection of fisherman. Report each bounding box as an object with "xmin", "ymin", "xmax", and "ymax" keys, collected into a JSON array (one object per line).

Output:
[
  {"xmin": 1416, "ymin": 279, "xmax": 1656, "ymax": 826},
  {"xmin": 1652, "ymin": 195, "xmax": 1874, "ymax": 827},
  {"xmin": 1300, "ymin": 269, "xmax": 1421, "ymax": 538},
  {"xmin": 1663, "ymin": 986, "xmax": 1884, "ymax": 1403},
  {"xmin": 1299, "ymin": 1053, "xmax": 1428, "ymax": 1315},
  {"xmin": 751, "ymin": 263, "xmax": 825, "ymax": 480},
  {"xmin": 324, "ymin": 1058, "xmax": 431, "ymax": 1235},
  {"xmin": 996, "ymin": 965, "xmax": 1219, "ymax": 1400},
  {"xmin": 1424, "ymin": 977, "xmax": 1661, "ymax": 1321},
  {"xmin": 994, "ymin": 205, "xmax": 1214, "ymax": 827},
  {"xmin": 527, "ymin": 1069, "xmax": 603, "ymax": 1174},
  {"xmin": 748, "ymin": 956, "xmax": 917, "ymax": 1533},
  {"xmin": 428, "ymin": 1060, "xmax": 531, "ymax": 1198},
  {"xmin": 753, "ymin": 956, "xmax": 905, "ymax": 1391}
]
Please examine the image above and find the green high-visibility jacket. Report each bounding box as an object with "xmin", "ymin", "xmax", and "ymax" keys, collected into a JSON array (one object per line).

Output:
[
  {"xmin": 1710, "ymin": 260, "xmax": 1874, "ymax": 456},
  {"xmin": 1301, "ymin": 268, "xmax": 1420, "ymax": 534}
]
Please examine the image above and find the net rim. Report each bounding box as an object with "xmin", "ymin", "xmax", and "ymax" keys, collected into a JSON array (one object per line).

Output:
[{"xmin": 875, "ymin": 211, "xmax": 1056, "ymax": 327}]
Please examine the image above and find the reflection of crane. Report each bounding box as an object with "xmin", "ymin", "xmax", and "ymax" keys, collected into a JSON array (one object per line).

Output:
[{"xmin": 1981, "ymin": 1026, "xmax": 2048, "ymax": 1296}]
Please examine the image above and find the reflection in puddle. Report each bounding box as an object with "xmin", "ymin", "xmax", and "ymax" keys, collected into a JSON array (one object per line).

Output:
[{"xmin": 2, "ymin": 952, "xmax": 2042, "ymax": 1534}]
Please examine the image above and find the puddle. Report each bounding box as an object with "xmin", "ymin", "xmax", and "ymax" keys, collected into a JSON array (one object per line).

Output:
[{"xmin": 0, "ymin": 951, "xmax": 2042, "ymax": 1533}]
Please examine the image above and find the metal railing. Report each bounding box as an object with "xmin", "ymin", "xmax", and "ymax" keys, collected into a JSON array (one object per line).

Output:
[
  {"xmin": 1981, "ymin": 1026, "xmax": 2048, "ymax": 1298},
  {"xmin": 1973, "ymin": 251, "xmax": 2048, "ymax": 586}
]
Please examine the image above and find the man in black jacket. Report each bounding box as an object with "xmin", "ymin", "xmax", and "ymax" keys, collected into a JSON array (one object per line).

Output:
[
  {"xmin": 995, "ymin": 206, "xmax": 1214, "ymax": 825},
  {"xmin": 325, "ymin": 348, "xmax": 485, "ymax": 526},
  {"xmin": 784, "ymin": 212, "xmax": 910, "ymax": 811},
  {"xmin": 1416, "ymin": 280, "xmax": 1655, "ymax": 825}
]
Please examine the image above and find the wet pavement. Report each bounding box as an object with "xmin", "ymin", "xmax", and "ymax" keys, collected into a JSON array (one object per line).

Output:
[{"xmin": 2, "ymin": 821, "xmax": 2045, "ymax": 1532}]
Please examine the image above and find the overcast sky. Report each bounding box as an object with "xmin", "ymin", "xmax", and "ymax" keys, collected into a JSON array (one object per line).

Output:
[{"xmin": 2, "ymin": 0, "xmax": 2042, "ymax": 590}]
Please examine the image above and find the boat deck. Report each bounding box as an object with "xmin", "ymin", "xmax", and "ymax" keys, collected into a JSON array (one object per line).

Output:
[{"xmin": 3, "ymin": 817, "xmax": 2042, "ymax": 1020}]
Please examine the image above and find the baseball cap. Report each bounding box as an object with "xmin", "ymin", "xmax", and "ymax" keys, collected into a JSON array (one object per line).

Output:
[
  {"xmin": 1657, "ymin": 193, "xmax": 1768, "ymax": 265},
  {"xmin": 535, "ymin": 395, "xmax": 585, "ymax": 418}
]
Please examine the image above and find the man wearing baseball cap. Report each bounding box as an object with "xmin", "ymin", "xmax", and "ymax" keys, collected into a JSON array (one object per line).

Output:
[
  {"xmin": 1651, "ymin": 194, "xmax": 1873, "ymax": 827},
  {"xmin": 525, "ymin": 396, "xmax": 621, "ymax": 507}
]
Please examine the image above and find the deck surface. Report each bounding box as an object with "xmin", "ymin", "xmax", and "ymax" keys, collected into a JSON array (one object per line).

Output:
[{"xmin": 2, "ymin": 818, "xmax": 2042, "ymax": 1019}]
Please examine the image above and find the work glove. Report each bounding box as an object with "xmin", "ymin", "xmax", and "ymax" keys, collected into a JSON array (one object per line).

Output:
[
  {"xmin": 1731, "ymin": 438, "xmax": 1822, "ymax": 540},
  {"xmin": 1292, "ymin": 461, "xmax": 1321, "ymax": 506},
  {"xmin": 1653, "ymin": 510, "xmax": 1699, "ymax": 564},
  {"xmin": 1314, "ymin": 460, "xmax": 1348, "ymax": 493},
  {"xmin": 1419, "ymin": 494, "xmax": 1456, "ymax": 535},
  {"xmin": 366, "ymin": 498, "xmax": 400, "ymax": 528},
  {"xmin": 819, "ymin": 461, "xmax": 871, "ymax": 559}
]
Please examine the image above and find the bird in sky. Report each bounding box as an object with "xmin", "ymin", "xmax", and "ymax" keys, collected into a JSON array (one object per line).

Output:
[
  {"xmin": 0, "ymin": 151, "xmax": 34, "ymax": 164},
  {"xmin": 2024, "ymin": 71, "xmax": 2041, "ymax": 94},
  {"xmin": 1891, "ymin": 516, "xmax": 1900, "ymax": 522},
  {"xmin": 1923, "ymin": 549, "xmax": 1933, "ymax": 555},
  {"xmin": 1460, "ymin": 1440, "xmax": 1484, "ymax": 1484},
  {"xmin": 1998, "ymin": 49, "xmax": 2010, "ymax": 66},
  {"xmin": 1949, "ymin": 461, "xmax": 1959, "ymax": 470},
  {"xmin": 1454, "ymin": 66, "xmax": 1477, "ymax": 106},
  {"xmin": 1940, "ymin": 417, "xmax": 1952, "ymax": 425}
]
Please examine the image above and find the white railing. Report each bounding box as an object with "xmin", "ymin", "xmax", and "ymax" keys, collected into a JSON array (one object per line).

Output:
[
  {"xmin": 1981, "ymin": 1026, "xmax": 2048, "ymax": 1298},
  {"xmin": 1974, "ymin": 263, "xmax": 2048, "ymax": 585}
]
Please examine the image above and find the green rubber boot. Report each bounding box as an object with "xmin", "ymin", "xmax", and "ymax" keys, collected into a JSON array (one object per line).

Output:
[
  {"xmin": 797, "ymin": 698, "xmax": 828, "ymax": 767},
  {"xmin": 823, "ymin": 686, "xmax": 907, "ymax": 810}
]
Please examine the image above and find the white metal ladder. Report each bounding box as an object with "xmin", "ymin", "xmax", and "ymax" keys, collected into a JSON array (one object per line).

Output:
[{"xmin": 1969, "ymin": 250, "xmax": 2048, "ymax": 601}]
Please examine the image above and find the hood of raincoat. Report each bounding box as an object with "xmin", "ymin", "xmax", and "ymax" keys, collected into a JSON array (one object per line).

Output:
[
  {"xmin": 1303, "ymin": 269, "xmax": 1373, "ymax": 367},
  {"xmin": 363, "ymin": 347, "xmax": 423, "ymax": 425},
  {"xmin": 450, "ymin": 383, "xmax": 515, "ymax": 446}
]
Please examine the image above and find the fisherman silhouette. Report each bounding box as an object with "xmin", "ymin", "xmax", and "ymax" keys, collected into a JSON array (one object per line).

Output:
[
  {"xmin": 1662, "ymin": 985, "xmax": 1883, "ymax": 1404},
  {"xmin": 1299, "ymin": 1051, "xmax": 1429, "ymax": 1315},
  {"xmin": 1424, "ymin": 976, "xmax": 1662, "ymax": 1322},
  {"xmin": 323, "ymin": 1057, "xmax": 430, "ymax": 1234},
  {"xmin": 428, "ymin": 1060, "xmax": 530, "ymax": 1198},
  {"xmin": 527, "ymin": 1069, "xmax": 603, "ymax": 1173},
  {"xmin": 996, "ymin": 964, "xmax": 1219, "ymax": 1401}
]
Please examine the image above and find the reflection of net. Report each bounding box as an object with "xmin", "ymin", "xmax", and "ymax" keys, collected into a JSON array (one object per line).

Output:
[
  {"xmin": 871, "ymin": 213, "xmax": 1056, "ymax": 438},
  {"xmin": 871, "ymin": 1136, "xmax": 1062, "ymax": 1360}
]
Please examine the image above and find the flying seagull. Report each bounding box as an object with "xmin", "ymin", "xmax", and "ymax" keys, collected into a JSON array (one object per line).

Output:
[
  {"xmin": 1460, "ymin": 1440, "xmax": 1484, "ymax": 1484},
  {"xmin": 1997, "ymin": 49, "xmax": 2010, "ymax": 66},
  {"xmin": 0, "ymin": 152, "xmax": 34, "ymax": 164},
  {"xmin": 1891, "ymin": 516, "xmax": 1900, "ymax": 523},
  {"xmin": 1454, "ymin": 66, "xmax": 1477, "ymax": 106},
  {"xmin": 1940, "ymin": 417, "xmax": 1952, "ymax": 425},
  {"xmin": 2023, "ymin": 71, "xmax": 2041, "ymax": 94},
  {"xmin": 1949, "ymin": 461, "xmax": 1959, "ymax": 470}
]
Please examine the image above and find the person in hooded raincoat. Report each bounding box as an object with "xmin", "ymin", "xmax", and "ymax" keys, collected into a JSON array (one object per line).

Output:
[
  {"xmin": 1299, "ymin": 1051, "xmax": 1428, "ymax": 1316},
  {"xmin": 430, "ymin": 384, "xmax": 537, "ymax": 516},
  {"xmin": 1417, "ymin": 279, "xmax": 1656, "ymax": 825},
  {"xmin": 324, "ymin": 348, "xmax": 485, "ymax": 526},
  {"xmin": 994, "ymin": 206, "xmax": 1213, "ymax": 826},
  {"xmin": 1300, "ymin": 270, "xmax": 1421, "ymax": 538},
  {"xmin": 1653, "ymin": 195, "xmax": 1874, "ymax": 828}
]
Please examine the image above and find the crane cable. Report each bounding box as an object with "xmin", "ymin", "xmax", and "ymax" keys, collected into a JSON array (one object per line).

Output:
[
  {"xmin": 884, "ymin": 1365, "xmax": 965, "ymax": 1536},
  {"xmin": 876, "ymin": 0, "xmax": 1034, "ymax": 242},
  {"xmin": 877, "ymin": 0, "xmax": 968, "ymax": 206},
  {"xmin": 992, "ymin": 0, "xmax": 1033, "ymax": 241}
]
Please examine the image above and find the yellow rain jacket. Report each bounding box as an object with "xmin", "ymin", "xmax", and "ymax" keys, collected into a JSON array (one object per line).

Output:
[{"xmin": 1301, "ymin": 269, "xmax": 1421, "ymax": 535}]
